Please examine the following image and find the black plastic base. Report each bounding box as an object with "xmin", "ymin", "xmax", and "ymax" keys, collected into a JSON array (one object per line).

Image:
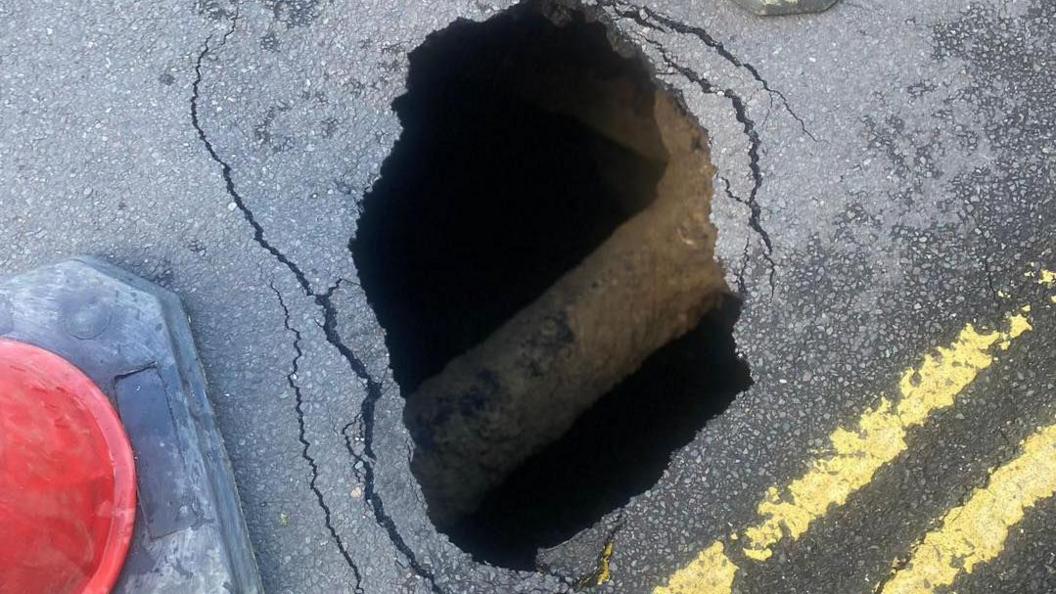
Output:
[{"xmin": 0, "ymin": 258, "xmax": 262, "ymax": 593}]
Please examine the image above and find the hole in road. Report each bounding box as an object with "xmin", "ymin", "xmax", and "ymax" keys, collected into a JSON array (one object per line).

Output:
[{"xmin": 353, "ymin": 0, "xmax": 751, "ymax": 571}]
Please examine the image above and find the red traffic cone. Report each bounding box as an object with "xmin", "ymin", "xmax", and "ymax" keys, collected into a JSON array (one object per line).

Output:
[{"xmin": 0, "ymin": 339, "xmax": 137, "ymax": 594}]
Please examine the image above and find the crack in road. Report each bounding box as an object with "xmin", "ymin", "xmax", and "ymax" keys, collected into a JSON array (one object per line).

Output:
[
  {"xmin": 613, "ymin": 1, "xmax": 819, "ymax": 143},
  {"xmin": 272, "ymin": 285, "xmax": 365, "ymax": 593},
  {"xmin": 619, "ymin": 21, "xmax": 778, "ymax": 296},
  {"xmin": 982, "ymin": 256, "xmax": 1004, "ymax": 310},
  {"xmin": 573, "ymin": 512, "xmax": 625, "ymax": 589},
  {"xmin": 720, "ymin": 176, "xmax": 754, "ymax": 294},
  {"xmin": 190, "ymin": 14, "xmax": 443, "ymax": 593},
  {"xmin": 722, "ymin": 88, "xmax": 780, "ymax": 297},
  {"xmin": 320, "ymin": 281, "xmax": 444, "ymax": 594}
]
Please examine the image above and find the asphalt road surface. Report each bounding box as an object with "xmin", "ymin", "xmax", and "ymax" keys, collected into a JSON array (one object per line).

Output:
[{"xmin": 2, "ymin": 0, "xmax": 1055, "ymax": 592}]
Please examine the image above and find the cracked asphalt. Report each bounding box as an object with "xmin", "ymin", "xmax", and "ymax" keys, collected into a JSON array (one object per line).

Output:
[{"xmin": 2, "ymin": 0, "xmax": 1055, "ymax": 592}]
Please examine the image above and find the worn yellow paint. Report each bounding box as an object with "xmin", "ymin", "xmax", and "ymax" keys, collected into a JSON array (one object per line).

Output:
[
  {"xmin": 596, "ymin": 541, "xmax": 615, "ymax": 586},
  {"xmin": 741, "ymin": 308, "xmax": 1033, "ymax": 561},
  {"xmin": 578, "ymin": 538, "xmax": 617, "ymax": 588},
  {"xmin": 882, "ymin": 420, "xmax": 1056, "ymax": 594},
  {"xmin": 655, "ymin": 305, "xmax": 1034, "ymax": 594},
  {"xmin": 655, "ymin": 542, "xmax": 738, "ymax": 594},
  {"xmin": 1039, "ymin": 269, "xmax": 1055, "ymax": 288}
]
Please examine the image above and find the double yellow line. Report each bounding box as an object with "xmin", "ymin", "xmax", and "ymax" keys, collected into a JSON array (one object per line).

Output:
[
  {"xmin": 656, "ymin": 271, "xmax": 1055, "ymax": 594},
  {"xmin": 883, "ymin": 420, "xmax": 1056, "ymax": 593}
]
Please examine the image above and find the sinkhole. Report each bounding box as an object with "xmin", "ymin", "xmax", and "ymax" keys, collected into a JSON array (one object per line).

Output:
[{"xmin": 352, "ymin": 0, "xmax": 751, "ymax": 570}]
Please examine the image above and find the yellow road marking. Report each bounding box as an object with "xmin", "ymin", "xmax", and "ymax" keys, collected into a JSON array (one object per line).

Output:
[
  {"xmin": 579, "ymin": 537, "xmax": 617, "ymax": 587},
  {"xmin": 654, "ymin": 306, "xmax": 1034, "ymax": 593},
  {"xmin": 655, "ymin": 543, "xmax": 737, "ymax": 594},
  {"xmin": 882, "ymin": 420, "xmax": 1056, "ymax": 594},
  {"xmin": 596, "ymin": 541, "xmax": 614, "ymax": 585},
  {"xmin": 1039, "ymin": 269, "xmax": 1055, "ymax": 288},
  {"xmin": 742, "ymin": 308, "xmax": 1031, "ymax": 561},
  {"xmin": 1036, "ymin": 270, "xmax": 1055, "ymax": 302}
]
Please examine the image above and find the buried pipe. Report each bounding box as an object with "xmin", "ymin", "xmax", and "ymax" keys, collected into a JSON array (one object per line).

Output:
[{"xmin": 404, "ymin": 92, "xmax": 730, "ymax": 525}]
